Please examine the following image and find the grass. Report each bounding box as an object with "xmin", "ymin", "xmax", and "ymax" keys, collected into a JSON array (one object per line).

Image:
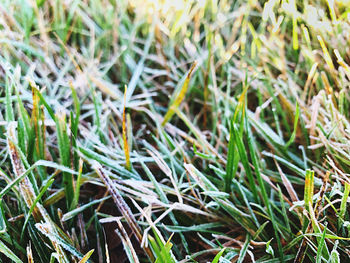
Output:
[{"xmin": 0, "ymin": 0, "xmax": 350, "ymax": 262}]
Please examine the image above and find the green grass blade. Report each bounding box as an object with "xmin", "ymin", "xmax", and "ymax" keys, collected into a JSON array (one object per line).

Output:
[{"xmin": 0, "ymin": 240, "xmax": 23, "ymax": 263}]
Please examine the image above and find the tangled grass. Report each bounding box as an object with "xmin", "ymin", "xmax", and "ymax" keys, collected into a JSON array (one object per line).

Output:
[{"xmin": 0, "ymin": 0, "xmax": 350, "ymax": 262}]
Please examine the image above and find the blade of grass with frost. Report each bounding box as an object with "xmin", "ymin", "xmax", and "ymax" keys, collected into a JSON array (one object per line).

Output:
[
  {"xmin": 0, "ymin": 39, "xmax": 45, "ymax": 60},
  {"xmin": 8, "ymin": 124, "xmax": 38, "ymax": 190},
  {"xmin": 56, "ymin": 111, "xmax": 74, "ymax": 209},
  {"xmin": 221, "ymin": 87, "xmax": 289, "ymax": 152},
  {"xmin": 329, "ymin": 244, "xmax": 340, "ymax": 263},
  {"xmin": 264, "ymin": 82, "xmax": 291, "ymax": 134},
  {"xmin": 91, "ymin": 89, "xmax": 104, "ymax": 141},
  {"xmin": 338, "ymin": 89, "xmax": 346, "ymax": 116},
  {"xmin": 316, "ymin": 225, "xmax": 328, "ymax": 263},
  {"xmin": 339, "ymin": 182, "xmax": 350, "ymax": 226},
  {"xmin": 203, "ymin": 29, "xmax": 212, "ymax": 127},
  {"xmin": 225, "ymin": 83, "xmax": 248, "ymax": 193},
  {"xmin": 231, "ymin": 124, "xmax": 258, "ymax": 203},
  {"xmin": 123, "ymin": 85, "xmax": 131, "ymax": 171},
  {"xmin": 0, "ymin": 240, "xmax": 23, "ymax": 263},
  {"xmin": 272, "ymin": 104, "xmax": 283, "ymax": 139},
  {"xmin": 0, "ymin": 233, "xmax": 25, "ymax": 254},
  {"xmin": 193, "ymin": 143, "xmax": 214, "ymax": 159},
  {"xmin": 124, "ymin": 20, "xmax": 154, "ymax": 105},
  {"xmin": 127, "ymin": 113, "xmax": 133, "ymax": 153},
  {"xmin": 248, "ymin": 22, "xmax": 261, "ymax": 59},
  {"xmin": 246, "ymin": 116, "xmax": 283, "ymax": 260},
  {"xmin": 163, "ymin": 222, "xmax": 223, "ymax": 233},
  {"xmin": 309, "ymin": 211, "xmax": 330, "ymax": 260},
  {"xmin": 115, "ymin": 227, "xmax": 140, "ymax": 263},
  {"xmin": 16, "ymin": 97, "xmax": 33, "ymax": 162},
  {"xmin": 35, "ymin": 222, "xmax": 85, "ymax": 262},
  {"xmin": 162, "ymin": 61, "xmax": 197, "ymax": 126},
  {"xmin": 70, "ymin": 82, "xmax": 81, "ymax": 170},
  {"xmin": 0, "ymin": 201, "xmax": 6, "ymax": 233},
  {"xmin": 138, "ymin": 154, "xmax": 188, "ymax": 255},
  {"xmin": 78, "ymin": 146, "xmax": 140, "ymax": 179},
  {"xmin": 21, "ymin": 178, "xmax": 55, "ymax": 239},
  {"xmin": 5, "ymin": 76, "xmax": 14, "ymax": 122},
  {"xmin": 185, "ymin": 164, "xmax": 255, "ymax": 231},
  {"xmin": 170, "ymin": 108, "xmax": 222, "ymax": 158},
  {"xmin": 277, "ymin": 186, "xmax": 291, "ymax": 232},
  {"xmin": 15, "ymin": 87, "xmax": 31, "ymax": 134},
  {"xmin": 0, "ymin": 160, "xmax": 77, "ymax": 198},
  {"xmin": 92, "ymin": 162, "xmax": 154, "ymax": 261},
  {"xmin": 27, "ymin": 223, "xmax": 51, "ymax": 262},
  {"xmin": 170, "ymin": 1, "xmax": 191, "ymax": 37},
  {"xmin": 235, "ymin": 179, "xmax": 260, "ymax": 228},
  {"xmin": 285, "ymin": 102, "xmax": 299, "ymax": 148},
  {"xmin": 262, "ymin": 152, "xmax": 305, "ymax": 177},
  {"xmin": 171, "ymin": 108, "xmax": 208, "ymax": 150},
  {"xmin": 62, "ymin": 196, "xmax": 110, "ymax": 221},
  {"xmin": 237, "ymin": 234, "xmax": 251, "ymax": 263},
  {"xmin": 146, "ymin": 138, "xmax": 185, "ymax": 188},
  {"xmin": 71, "ymin": 159, "xmax": 83, "ymax": 210}
]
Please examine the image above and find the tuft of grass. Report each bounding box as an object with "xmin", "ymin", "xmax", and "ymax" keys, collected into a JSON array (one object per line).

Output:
[{"xmin": 0, "ymin": 0, "xmax": 350, "ymax": 262}]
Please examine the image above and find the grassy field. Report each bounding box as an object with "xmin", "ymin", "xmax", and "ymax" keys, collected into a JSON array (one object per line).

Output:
[{"xmin": 0, "ymin": 0, "xmax": 350, "ymax": 262}]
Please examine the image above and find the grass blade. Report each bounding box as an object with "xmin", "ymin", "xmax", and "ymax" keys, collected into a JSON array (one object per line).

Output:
[
  {"xmin": 123, "ymin": 85, "xmax": 131, "ymax": 171},
  {"xmin": 162, "ymin": 61, "xmax": 197, "ymax": 126}
]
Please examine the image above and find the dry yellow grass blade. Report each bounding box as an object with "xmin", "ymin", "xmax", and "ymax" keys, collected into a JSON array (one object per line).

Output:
[
  {"xmin": 334, "ymin": 49, "xmax": 350, "ymax": 80},
  {"xmin": 233, "ymin": 84, "xmax": 248, "ymax": 122},
  {"xmin": 317, "ymin": 35, "xmax": 335, "ymax": 72},
  {"xmin": 320, "ymin": 71, "xmax": 332, "ymax": 95},
  {"xmin": 161, "ymin": 61, "xmax": 197, "ymax": 126},
  {"xmin": 27, "ymin": 244, "xmax": 34, "ymax": 263},
  {"xmin": 123, "ymin": 85, "xmax": 131, "ymax": 171},
  {"xmin": 304, "ymin": 170, "xmax": 314, "ymax": 213},
  {"xmin": 317, "ymin": 35, "xmax": 339, "ymax": 87},
  {"xmin": 326, "ymin": 0, "xmax": 337, "ymax": 22},
  {"xmin": 30, "ymin": 85, "xmax": 42, "ymax": 157},
  {"xmin": 78, "ymin": 249, "xmax": 94, "ymax": 263}
]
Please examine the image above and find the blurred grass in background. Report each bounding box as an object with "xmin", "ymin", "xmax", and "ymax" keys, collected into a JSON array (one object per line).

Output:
[{"xmin": 0, "ymin": 0, "xmax": 350, "ymax": 262}]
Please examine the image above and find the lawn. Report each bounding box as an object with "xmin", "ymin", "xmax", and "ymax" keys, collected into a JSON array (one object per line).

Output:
[{"xmin": 0, "ymin": 0, "xmax": 350, "ymax": 262}]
